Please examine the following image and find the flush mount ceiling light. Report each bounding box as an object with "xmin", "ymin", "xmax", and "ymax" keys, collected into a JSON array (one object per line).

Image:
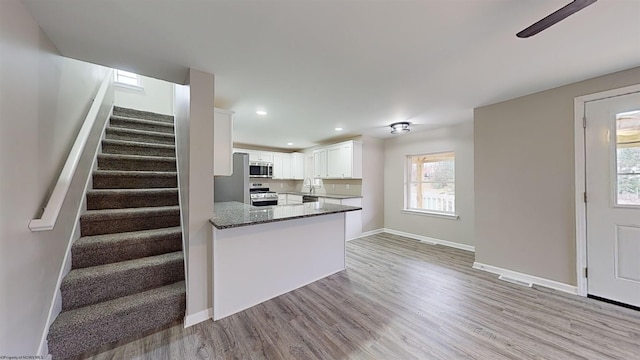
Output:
[
  {"xmin": 256, "ymin": 110, "xmax": 267, "ymax": 116},
  {"xmin": 390, "ymin": 121, "xmax": 410, "ymax": 134},
  {"xmin": 335, "ymin": 127, "xmax": 343, "ymax": 131}
]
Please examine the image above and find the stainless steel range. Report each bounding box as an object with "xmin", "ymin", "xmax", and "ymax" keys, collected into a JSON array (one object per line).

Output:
[{"xmin": 249, "ymin": 183, "xmax": 278, "ymax": 207}]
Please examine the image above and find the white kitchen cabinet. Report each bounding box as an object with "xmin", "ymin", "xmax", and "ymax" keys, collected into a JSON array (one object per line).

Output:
[
  {"xmin": 248, "ymin": 151, "xmax": 273, "ymax": 163},
  {"xmin": 291, "ymin": 152, "xmax": 304, "ymax": 179},
  {"xmin": 312, "ymin": 140, "xmax": 362, "ymax": 179},
  {"xmin": 214, "ymin": 108, "xmax": 234, "ymax": 176},
  {"xmin": 323, "ymin": 198, "xmax": 341, "ymax": 205},
  {"xmin": 277, "ymin": 194, "xmax": 287, "ymax": 205},
  {"xmin": 272, "ymin": 152, "xmax": 292, "ymax": 179},
  {"xmin": 313, "ymin": 149, "xmax": 328, "ymax": 178},
  {"xmin": 272, "ymin": 153, "xmax": 283, "ymax": 179},
  {"xmin": 320, "ymin": 197, "xmax": 362, "ymax": 240},
  {"xmin": 282, "ymin": 153, "xmax": 292, "ymax": 179},
  {"xmin": 287, "ymin": 194, "xmax": 302, "ymax": 204}
]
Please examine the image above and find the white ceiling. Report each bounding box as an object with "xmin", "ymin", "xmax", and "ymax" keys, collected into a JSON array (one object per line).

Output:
[{"xmin": 23, "ymin": 0, "xmax": 640, "ymax": 150}]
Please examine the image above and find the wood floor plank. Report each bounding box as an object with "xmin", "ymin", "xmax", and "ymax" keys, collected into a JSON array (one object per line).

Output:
[{"xmin": 79, "ymin": 233, "xmax": 640, "ymax": 360}]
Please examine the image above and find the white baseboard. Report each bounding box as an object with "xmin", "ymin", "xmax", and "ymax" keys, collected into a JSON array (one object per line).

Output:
[
  {"xmin": 383, "ymin": 228, "xmax": 475, "ymax": 252},
  {"xmin": 350, "ymin": 228, "xmax": 384, "ymax": 240},
  {"xmin": 472, "ymin": 262, "xmax": 578, "ymax": 295},
  {"xmin": 184, "ymin": 308, "xmax": 212, "ymax": 327}
]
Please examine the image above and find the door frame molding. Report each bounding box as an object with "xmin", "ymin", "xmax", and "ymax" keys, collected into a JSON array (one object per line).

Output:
[{"xmin": 574, "ymin": 84, "xmax": 640, "ymax": 297}]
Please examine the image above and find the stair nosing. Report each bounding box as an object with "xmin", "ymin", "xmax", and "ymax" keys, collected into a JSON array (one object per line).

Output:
[
  {"xmin": 97, "ymin": 153, "xmax": 176, "ymax": 162},
  {"xmin": 86, "ymin": 188, "xmax": 178, "ymax": 195},
  {"xmin": 74, "ymin": 226, "xmax": 182, "ymax": 247},
  {"xmin": 113, "ymin": 106, "xmax": 174, "ymax": 123},
  {"xmin": 81, "ymin": 205, "xmax": 180, "ymax": 220},
  {"xmin": 93, "ymin": 170, "xmax": 178, "ymax": 176},
  {"xmin": 62, "ymin": 251, "xmax": 183, "ymax": 287},
  {"xmin": 110, "ymin": 115, "xmax": 175, "ymax": 128},
  {"xmin": 102, "ymin": 139, "xmax": 176, "ymax": 150},
  {"xmin": 106, "ymin": 126, "xmax": 175, "ymax": 138},
  {"xmin": 50, "ymin": 281, "xmax": 185, "ymax": 332}
]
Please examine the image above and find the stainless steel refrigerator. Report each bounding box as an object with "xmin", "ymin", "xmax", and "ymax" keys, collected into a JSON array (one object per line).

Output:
[{"xmin": 214, "ymin": 152, "xmax": 250, "ymax": 203}]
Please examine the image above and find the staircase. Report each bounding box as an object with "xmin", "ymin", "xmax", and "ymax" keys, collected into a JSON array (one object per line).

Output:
[{"xmin": 47, "ymin": 107, "xmax": 186, "ymax": 360}]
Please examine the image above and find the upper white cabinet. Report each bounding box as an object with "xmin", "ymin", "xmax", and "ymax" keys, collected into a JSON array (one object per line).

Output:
[
  {"xmin": 235, "ymin": 148, "xmax": 304, "ymax": 180},
  {"xmin": 313, "ymin": 149, "xmax": 328, "ymax": 178},
  {"xmin": 291, "ymin": 152, "xmax": 304, "ymax": 180},
  {"xmin": 273, "ymin": 153, "xmax": 292, "ymax": 179},
  {"xmin": 313, "ymin": 140, "xmax": 362, "ymax": 179},
  {"xmin": 214, "ymin": 108, "xmax": 234, "ymax": 176},
  {"xmin": 248, "ymin": 151, "xmax": 273, "ymax": 163}
]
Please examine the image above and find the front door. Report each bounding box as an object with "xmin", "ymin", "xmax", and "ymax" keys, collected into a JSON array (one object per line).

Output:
[{"xmin": 585, "ymin": 91, "xmax": 640, "ymax": 307}]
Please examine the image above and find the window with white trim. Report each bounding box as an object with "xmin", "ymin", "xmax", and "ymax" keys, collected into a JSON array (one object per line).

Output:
[
  {"xmin": 406, "ymin": 152, "xmax": 455, "ymax": 214},
  {"xmin": 114, "ymin": 69, "xmax": 141, "ymax": 87}
]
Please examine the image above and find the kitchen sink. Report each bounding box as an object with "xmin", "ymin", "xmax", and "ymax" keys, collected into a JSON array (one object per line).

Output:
[{"xmin": 302, "ymin": 195, "xmax": 319, "ymax": 203}]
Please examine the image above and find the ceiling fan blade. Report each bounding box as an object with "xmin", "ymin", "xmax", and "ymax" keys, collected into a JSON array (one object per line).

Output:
[{"xmin": 517, "ymin": 0, "xmax": 597, "ymax": 38}]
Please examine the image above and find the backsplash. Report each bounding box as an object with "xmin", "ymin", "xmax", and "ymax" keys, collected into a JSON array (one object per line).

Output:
[
  {"xmin": 252, "ymin": 178, "xmax": 362, "ymax": 196},
  {"xmin": 298, "ymin": 179, "xmax": 362, "ymax": 196}
]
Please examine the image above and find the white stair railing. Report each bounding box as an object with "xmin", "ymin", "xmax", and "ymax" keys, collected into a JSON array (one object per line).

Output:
[{"xmin": 29, "ymin": 70, "xmax": 113, "ymax": 231}]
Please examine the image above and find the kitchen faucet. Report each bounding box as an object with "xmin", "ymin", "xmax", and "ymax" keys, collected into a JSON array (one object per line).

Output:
[{"xmin": 304, "ymin": 178, "xmax": 315, "ymax": 194}]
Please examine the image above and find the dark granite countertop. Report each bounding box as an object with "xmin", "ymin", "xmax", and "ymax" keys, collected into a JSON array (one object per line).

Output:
[
  {"xmin": 210, "ymin": 201, "xmax": 362, "ymax": 229},
  {"xmin": 278, "ymin": 192, "xmax": 362, "ymax": 200}
]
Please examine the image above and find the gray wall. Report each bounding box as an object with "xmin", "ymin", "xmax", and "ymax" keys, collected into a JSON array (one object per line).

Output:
[
  {"xmin": 361, "ymin": 136, "xmax": 385, "ymax": 232},
  {"xmin": 384, "ymin": 122, "xmax": 475, "ymax": 246},
  {"xmin": 114, "ymin": 74, "xmax": 174, "ymax": 115},
  {"xmin": 0, "ymin": 0, "xmax": 109, "ymax": 354},
  {"xmin": 474, "ymin": 66, "xmax": 640, "ymax": 286}
]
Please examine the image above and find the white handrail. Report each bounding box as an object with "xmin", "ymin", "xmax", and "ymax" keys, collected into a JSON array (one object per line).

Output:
[{"xmin": 29, "ymin": 70, "xmax": 113, "ymax": 231}]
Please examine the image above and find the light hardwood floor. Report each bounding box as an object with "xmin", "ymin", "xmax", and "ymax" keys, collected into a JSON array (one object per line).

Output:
[{"xmin": 78, "ymin": 233, "xmax": 640, "ymax": 359}]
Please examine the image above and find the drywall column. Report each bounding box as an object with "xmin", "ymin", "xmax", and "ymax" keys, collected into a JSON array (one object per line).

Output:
[{"xmin": 174, "ymin": 69, "xmax": 215, "ymax": 324}]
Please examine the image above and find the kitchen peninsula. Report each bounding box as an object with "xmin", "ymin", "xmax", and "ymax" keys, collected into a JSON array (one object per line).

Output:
[{"xmin": 210, "ymin": 201, "xmax": 361, "ymax": 320}]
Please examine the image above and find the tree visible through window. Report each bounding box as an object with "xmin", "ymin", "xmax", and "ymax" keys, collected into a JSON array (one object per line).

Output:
[
  {"xmin": 616, "ymin": 111, "xmax": 640, "ymax": 206},
  {"xmin": 406, "ymin": 152, "xmax": 455, "ymax": 213}
]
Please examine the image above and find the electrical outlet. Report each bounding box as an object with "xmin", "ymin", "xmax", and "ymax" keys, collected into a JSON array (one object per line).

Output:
[
  {"xmin": 332, "ymin": 184, "xmax": 335, "ymax": 190},
  {"xmin": 280, "ymin": 183, "xmax": 283, "ymax": 188},
  {"xmin": 346, "ymin": 184, "xmax": 350, "ymax": 190}
]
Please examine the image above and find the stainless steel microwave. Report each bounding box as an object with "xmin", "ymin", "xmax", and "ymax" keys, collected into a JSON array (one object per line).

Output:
[{"xmin": 249, "ymin": 161, "xmax": 273, "ymax": 178}]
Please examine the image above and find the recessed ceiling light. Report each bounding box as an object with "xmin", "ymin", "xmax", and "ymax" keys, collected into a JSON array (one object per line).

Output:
[
  {"xmin": 256, "ymin": 110, "xmax": 267, "ymax": 116},
  {"xmin": 335, "ymin": 127, "xmax": 343, "ymax": 131},
  {"xmin": 287, "ymin": 142, "xmax": 294, "ymax": 146}
]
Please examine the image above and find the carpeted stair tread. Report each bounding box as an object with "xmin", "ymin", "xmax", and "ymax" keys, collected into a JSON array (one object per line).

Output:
[
  {"xmin": 105, "ymin": 127, "xmax": 175, "ymax": 145},
  {"xmin": 48, "ymin": 281, "xmax": 185, "ymax": 360},
  {"xmin": 113, "ymin": 106, "xmax": 174, "ymax": 123},
  {"xmin": 72, "ymin": 227, "xmax": 182, "ymax": 268},
  {"xmin": 92, "ymin": 170, "xmax": 178, "ymax": 189},
  {"xmin": 97, "ymin": 153, "xmax": 177, "ymax": 172},
  {"xmin": 61, "ymin": 252, "xmax": 184, "ymax": 311},
  {"xmin": 102, "ymin": 139, "xmax": 176, "ymax": 157},
  {"xmin": 110, "ymin": 115, "xmax": 175, "ymax": 134},
  {"xmin": 80, "ymin": 206, "xmax": 180, "ymax": 236},
  {"xmin": 81, "ymin": 205, "xmax": 179, "ymax": 220},
  {"xmin": 86, "ymin": 188, "xmax": 179, "ymax": 210}
]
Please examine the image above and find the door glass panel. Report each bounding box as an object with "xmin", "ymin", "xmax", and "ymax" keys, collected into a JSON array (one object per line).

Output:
[{"xmin": 616, "ymin": 110, "xmax": 640, "ymax": 206}]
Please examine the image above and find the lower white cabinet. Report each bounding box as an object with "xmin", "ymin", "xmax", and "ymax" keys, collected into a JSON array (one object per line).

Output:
[
  {"xmin": 322, "ymin": 197, "xmax": 362, "ymax": 240},
  {"xmin": 287, "ymin": 194, "xmax": 302, "ymax": 204}
]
